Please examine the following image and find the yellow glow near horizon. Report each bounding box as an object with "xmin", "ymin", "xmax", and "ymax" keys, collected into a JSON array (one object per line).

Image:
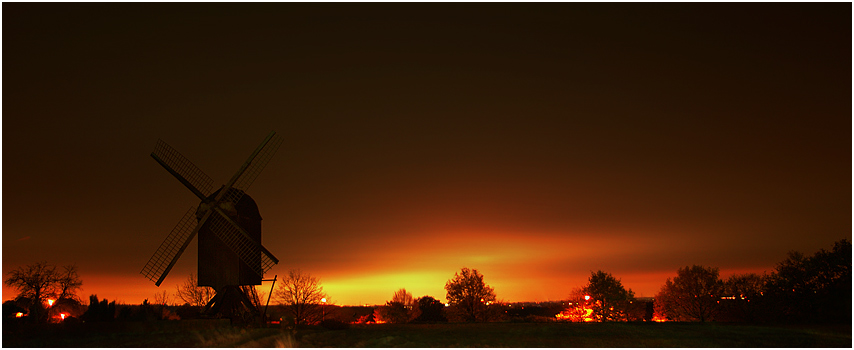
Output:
[{"xmin": 323, "ymin": 270, "xmax": 451, "ymax": 305}]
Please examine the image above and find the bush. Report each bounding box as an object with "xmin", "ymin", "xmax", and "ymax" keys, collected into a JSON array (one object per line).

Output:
[{"xmin": 320, "ymin": 319, "xmax": 349, "ymax": 330}]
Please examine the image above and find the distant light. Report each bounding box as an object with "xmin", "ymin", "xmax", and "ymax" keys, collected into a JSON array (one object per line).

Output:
[
  {"xmin": 60, "ymin": 313, "xmax": 66, "ymax": 320},
  {"xmin": 321, "ymin": 298, "xmax": 327, "ymax": 303},
  {"xmin": 444, "ymin": 303, "xmax": 449, "ymax": 307},
  {"xmin": 15, "ymin": 312, "xmax": 23, "ymax": 318},
  {"xmin": 584, "ymin": 295, "xmax": 590, "ymax": 301},
  {"xmin": 47, "ymin": 299, "xmax": 55, "ymax": 307}
]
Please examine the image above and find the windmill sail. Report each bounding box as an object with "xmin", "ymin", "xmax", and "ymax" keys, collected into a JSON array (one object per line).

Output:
[
  {"xmin": 201, "ymin": 132, "xmax": 282, "ymax": 278},
  {"xmin": 219, "ymin": 132, "xmax": 284, "ymax": 208},
  {"xmin": 141, "ymin": 132, "xmax": 281, "ymax": 288},
  {"xmin": 206, "ymin": 209, "xmax": 279, "ymax": 276},
  {"xmin": 141, "ymin": 207, "xmax": 209, "ymax": 286},
  {"xmin": 151, "ymin": 139, "xmax": 215, "ymax": 201}
]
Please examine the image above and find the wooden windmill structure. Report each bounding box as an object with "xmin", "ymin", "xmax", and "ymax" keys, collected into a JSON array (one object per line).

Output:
[{"xmin": 141, "ymin": 131, "xmax": 282, "ymax": 319}]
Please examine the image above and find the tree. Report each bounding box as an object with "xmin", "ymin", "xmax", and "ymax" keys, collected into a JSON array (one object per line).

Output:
[
  {"xmin": 765, "ymin": 239, "xmax": 851, "ymax": 323},
  {"xmin": 153, "ymin": 290, "xmax": 171, "ymax": 307},
  {"xmin": 721, "ymin": 272, "xmax": 766, "ymax": 322},
  {"xmin": 654, "ymin": 265, "xmax": 723, "ymax": 322},
  {"xmin": 414, "ymin": 296, "xmax": 447, "ymax": 323},
  {"xmin": 374, "ymin": 288, "xmax": 418, "ymax": 324},
  {"xmin": 445, "ymin": 267, "xmax": 497, "ymax": 322},
  {"xmin": 582, "ymin": 271, "xmax": 635, "ymax": 322},
  {"xmin": 391, "ymin": 288, "xmax": 415, "ymax": 306},
  {"xmin": 175, "ymin": 273, "xmax": 215, "ymax": 310},
  {"xmin": 4, "ymin": 262, "xmax": 82, "ymax": 323},
  {"xmin": 273, "ymin": 269, "xmax": 327, "ymax": 326}
]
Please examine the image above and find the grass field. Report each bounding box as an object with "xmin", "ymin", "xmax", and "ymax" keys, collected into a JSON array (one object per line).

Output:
[{"xmin": 3, "ymin": 321, "xmax": 851, "ymax": 347}]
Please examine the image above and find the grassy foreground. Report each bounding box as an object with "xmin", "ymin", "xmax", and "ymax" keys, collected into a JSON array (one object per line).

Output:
[
  {"xmin": 3, "ymin": 321, "xmax": 851, "ymax": 347},
  {"xmin": 290, "ymin": 323, "xmax": 851, "ymax": 348}
]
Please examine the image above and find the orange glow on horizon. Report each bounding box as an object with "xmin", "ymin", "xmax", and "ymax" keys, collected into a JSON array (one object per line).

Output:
[{"xmin": 0, "ymin": 231, "xmax": 778, "ymax": 307}]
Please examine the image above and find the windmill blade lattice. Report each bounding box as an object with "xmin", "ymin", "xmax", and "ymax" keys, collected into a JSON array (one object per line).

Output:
[
  {"xmin": 141, "ymin": 131, "xmax": 281, "ymax": 289},
  {"xmin": 140, "ymin": 207, "xmax": 202, "ymax": 285},
  {"xmin": 221, "ymin": 133, "xmax": 283, "ymax": 207},
  {"xmin": 207, "ymin": 210, "xmax": 278, "ymax": 276},
  {"xmin": 152, "ymin": 139, "xmax": 215, "ymax": 199}
]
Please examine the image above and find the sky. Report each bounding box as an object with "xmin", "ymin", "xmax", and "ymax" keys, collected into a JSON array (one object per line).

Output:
[{"xmin": 3, "ymin": 3, "xmax": 851, "ymax": 306}]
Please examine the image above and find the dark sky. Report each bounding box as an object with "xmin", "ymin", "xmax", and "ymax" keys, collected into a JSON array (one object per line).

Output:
[{"xmin": 3, "ymin": 3, "xmax": 851, "ymax": 305}]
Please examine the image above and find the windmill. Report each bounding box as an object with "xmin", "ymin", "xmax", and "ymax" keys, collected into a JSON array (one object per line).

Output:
[{"xmin": 141, "ymin": 131, "xmax": 282, "ymax": 319}]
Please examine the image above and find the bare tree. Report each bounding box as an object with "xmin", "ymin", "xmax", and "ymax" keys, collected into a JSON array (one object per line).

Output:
[
  {"xmin": 274, "ymin": 269, "xmax": 327, "ymax": 326},
  {"xmin": 153, "ymin": 290, "xmax": 171, "ymax": 306},
  {"xmin": 391, "ymin": 288, "xmax": 415, "ymax": 306},
  {"xmin": 175, "ymin": 273, "xmax": 215, "ymax": 309},
  {"xmin": 4, "ymin": 261, "xmax": 82, "ymax": 322},
  {"xmin": 56, "ymin": 265, "xmax": 83, "ymax": 302}
]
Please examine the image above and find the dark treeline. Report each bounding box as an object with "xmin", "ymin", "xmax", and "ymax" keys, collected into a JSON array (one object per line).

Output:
[
  {"xmin": 655, "ymin": 239, "xmax": 851, "ymax": 323},
  {"xmin": 369, "ymin": 239, "xmax": 851, "ymax": 325}
]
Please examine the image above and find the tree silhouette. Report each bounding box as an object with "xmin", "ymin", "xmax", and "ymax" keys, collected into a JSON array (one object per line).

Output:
[
  {"xmin": 4, "ymin": 262, "xmax": 82, "ymax": 323},
  {"xmin": 374, "ymin": 288, "xmax": 418, "ymax": 324},
  {"xmin": 654, "ymin": 265, "xmax": 723, "ymax": 322},
  {"xmin": 414, "ymin": 296, "xmax": 447, "ymax": 323},
  {"xmin": 273, "ymin": 269, "xmax": 327, "ymax": 326},
  {"xmin": 765, "ymin": 239, "xmax": 851, "ymax": 323},
  {"xmin": 582, "ymin": 270, "xmax": 635, "ymax": 322},
  {"xmin": 391, "ymin": 288, "xmax": 415, "ymax": 306},
  {"xmin": 175, "ymin": 273, "xmax": 215, "ymax": 310},
  {"xmin": 153, "ymin": 290, "xmax": 171, "ymax": 307},
  {"xmin": 721, "ymin": 272, "xmax": 766, "ymax": 322},
  {"xmin": 445, "ymin": 267, "xmax": 496, "ymax": 322},
  {"xmin": 81, "ymin": 295, "xmax": 116, "ymax": 322}
]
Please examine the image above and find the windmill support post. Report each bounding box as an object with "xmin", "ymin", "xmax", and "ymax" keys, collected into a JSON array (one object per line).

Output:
[{"xmin": 264, "ymin": 275, "xmax": 277, "ymax": 323}]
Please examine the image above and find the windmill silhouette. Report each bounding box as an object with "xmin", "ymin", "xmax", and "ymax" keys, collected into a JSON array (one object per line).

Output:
[{"xmin": 141, "ymin": 132, "xmax": 282, "ymax": 319}]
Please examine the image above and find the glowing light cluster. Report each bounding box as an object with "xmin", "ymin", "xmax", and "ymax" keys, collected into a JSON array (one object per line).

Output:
[{"xmin": 555, "ymin": 304, "xmax": 594, "ymax": 322}]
